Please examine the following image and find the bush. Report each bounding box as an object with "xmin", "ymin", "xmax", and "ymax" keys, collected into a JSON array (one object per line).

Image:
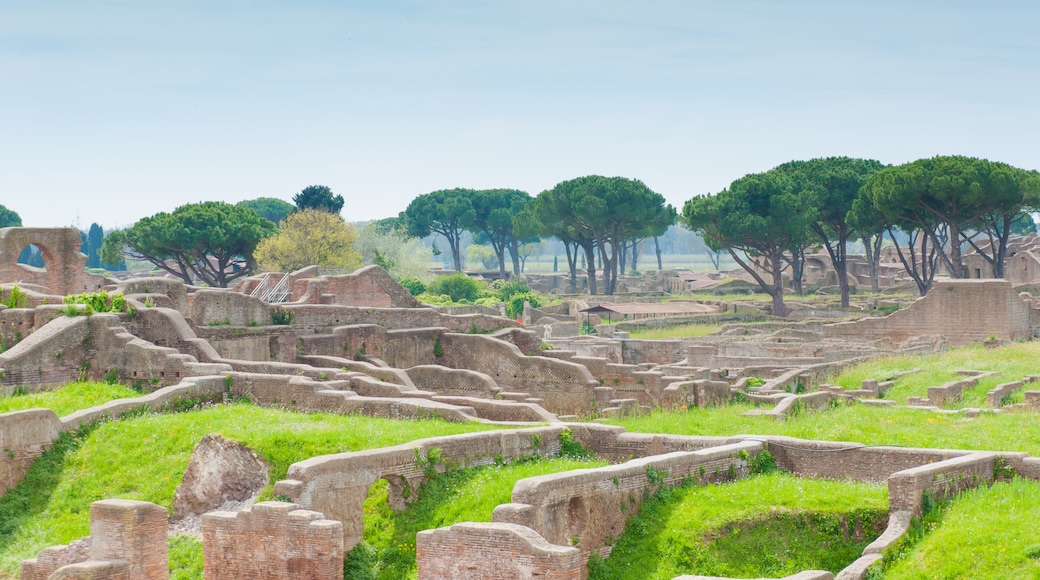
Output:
[
  {"xmin": 427, "ymin": 274, "xmax": 482, "ymax": 302},
  {"xmin": 497, "ymin": 279, "xmax": 531, "ymax": 302},
  {"xmin": 62, "ymin": 291, "xmax": 127, "ymax": 316},
  {"xmin": 399, "ymin": 277, "xmax": 426, "ymax": 296},
  {"xmin": 506, "ymin": 291, "xmax": 541, "ymax": 319},
  {"xmin": 2, "ymin": 285, "xmax": 27, "ymax": 309}
]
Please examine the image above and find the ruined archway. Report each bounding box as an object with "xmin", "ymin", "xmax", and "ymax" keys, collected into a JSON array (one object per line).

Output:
[{"xmin": 0, "ymin": 228, "xmax": 87, "ymax": 295}]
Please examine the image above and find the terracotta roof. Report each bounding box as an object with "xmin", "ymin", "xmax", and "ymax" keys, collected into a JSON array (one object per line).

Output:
[{"xmin": 579, "ymin": 302, "xmax": 717, "ymax": 316}]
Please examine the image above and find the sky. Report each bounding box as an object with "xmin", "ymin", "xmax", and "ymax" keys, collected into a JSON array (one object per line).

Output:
[{"xmin": 2, "ymin": 1, "xmax": 1039, "ymax": 229}]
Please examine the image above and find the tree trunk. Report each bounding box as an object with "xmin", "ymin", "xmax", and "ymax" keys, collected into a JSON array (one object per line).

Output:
[
  {"xmin": 585, "ymin": 244, "xmax": 598, "ymax": 295},
  {"xmin": 770, "ymin": 250, "xmax": 787, "ymax": 317},
  {"xmin": 631, "ymin": 238, "xmax": 640, "ymax": 273},
  {"xmin": 948, "ymin": 221, "xmax": 964, "ymax": 278},
  {"xmin": 508, "ymin": 237, "xmax": 521, "ymax": 276},
  {"xmin": 861, "ymin": 233, "xmax": 882, "ymax": 293},
  {"xmin": 654, "ymin": 236, "xmax": 663, "ymax": 271},
  {"xmin": 565, "ymin": 243, "xmax": 577, "ymax": 293}
]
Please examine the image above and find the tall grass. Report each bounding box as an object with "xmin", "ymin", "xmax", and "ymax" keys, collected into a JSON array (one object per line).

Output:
[
  {"xmin": 589, "ymin": 473, "xmax": 888, "ymax": 579},
  {"xmin": 881, "ymin": 478, "xmax": 1040, "ymax": 579},
  {"xmin": 0, "ymin": 382, "xmax": 139, "ymax": 417},
  {"xmin": 0, "ymin": 402, "xmax": 498, "ymax": 575}
]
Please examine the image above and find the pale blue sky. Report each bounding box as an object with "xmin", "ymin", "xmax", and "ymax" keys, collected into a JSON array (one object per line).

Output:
[{"xmin": 2, "ymin": 1, "xmax": 1038, "ymax": 228}]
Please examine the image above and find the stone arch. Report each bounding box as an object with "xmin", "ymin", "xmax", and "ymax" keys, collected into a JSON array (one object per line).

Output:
[{"xmin": 0, "ymin": 228, "xmax": 86, "ymax": 295}]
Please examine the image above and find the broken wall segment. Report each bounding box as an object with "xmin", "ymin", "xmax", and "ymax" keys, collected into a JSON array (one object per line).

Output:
[
  {"xmin": 21, "ymin": 499, "xmax": 168, "ymax": 580},
  {"xmin": 202, "ymin": 501, "xmax": 344, "ymax": 580},
  {"xmin": 0, "ymin": 227, "xmax": 88, "ymax": 296}
]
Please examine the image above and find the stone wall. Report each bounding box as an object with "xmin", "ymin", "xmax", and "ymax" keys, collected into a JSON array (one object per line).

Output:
[
  {"xmin": 202, "ymin": 501, "xmax": 344, "ymax": 580},
  {"xmin": 824, "ymin": 279, "xmax": 1036, "ymax": 346},
  {"xmin": 416, "ymin": 523, "xmax": 582, "ymax": 580}
]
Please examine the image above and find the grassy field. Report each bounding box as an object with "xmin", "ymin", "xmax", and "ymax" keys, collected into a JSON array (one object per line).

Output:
[
  {"xmin": 611, "ymin": 403, "xmax": 1040, "ymax": 455},
  {"xmin": 0, "ymin": 402, "xmax": 498, "ymax": 577},
  {"xmin": 828, "ymin": 342, "xmax": 1040, "ymax": 408},
  {"xmin": 627, "ymin": 323, "xmax": 724, "ymax": 340},
  {"xmin": 589, "ymin": 473, "xmax": 888, "ymax": 579},
  {"xmin": 0, "ymin": 382, "xmax": 139, "ymax": 417},
  {"xmin": 881, "ymin": 478, "xmax": 1040, "ymax": 579}
]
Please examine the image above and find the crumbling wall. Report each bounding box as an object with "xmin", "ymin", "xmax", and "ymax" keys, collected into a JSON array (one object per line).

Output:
[
  {"xmin": 202, "ymin": 501, "xmax": 344, "ymax": 580},
  {"xmin": 824, "ymin": 279, "xmax": 1034, "ymax": 345},
  {"xmin": 21, "ymin": 499, "xmax": 168, "ymax": 580},
  {"xmin": 0, "ymin": 227, "xmax": 87, "ymax": 295}
]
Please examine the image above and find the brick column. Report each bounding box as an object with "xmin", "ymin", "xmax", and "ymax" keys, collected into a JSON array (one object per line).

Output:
[{"xmin": 89, "ymin": 500, "xmax": 169, "ymax": 580}]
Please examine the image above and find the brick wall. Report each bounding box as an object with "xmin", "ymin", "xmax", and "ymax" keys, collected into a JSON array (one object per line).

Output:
[
  {"xmin": 887, "ymin": 453, "xmax": 995, "ymax": 516},
  {"xmin": 416, "ymin": 522, "xmax": 581, "ymax": 580},
  {"xmin": 496, "ymin": 442, "xmax": 761, "ymax": 551},
  {"xmin": 22, "ymin": 499, "xmax": 168, "ymax": 580},
  {"xmin": 202, "ymin": 501, "xmax": 343, "ymax": 580},
  {"xmin": 824, "ymin": 279, "xmax": 1035, "ymax": 345},
  {"xmin": 273, "ymin": 426, "xmax": 567, "ymax": 551},
  {"xmin": 0, "ymin": 408, "xmax": 62, "ymax": 495}
]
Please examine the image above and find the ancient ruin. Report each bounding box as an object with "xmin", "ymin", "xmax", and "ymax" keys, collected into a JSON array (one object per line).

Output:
[{"xmin": 5, "ymin": 227, "xmax": 1040, "ymax": 578}]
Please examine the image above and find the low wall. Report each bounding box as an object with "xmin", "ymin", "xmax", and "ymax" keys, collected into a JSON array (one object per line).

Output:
[
  {"xmin": 202, "ymin": 501, "xmax": 344, "ymax": 579},
  {"xmin": 887, "ymin": 453, "xmax": 995, "ymax": 516},
  {"xmin": 491, "ymin": 441, "xmax": 762, "ymax": 559},
  {"xmin": 416, "ymin": 523, "xmax": 582, "ymax": 580}
]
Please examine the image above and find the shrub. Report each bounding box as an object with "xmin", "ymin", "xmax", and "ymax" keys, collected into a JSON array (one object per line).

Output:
[
  {"xmin": 62, "ymin": 291, "xmax": 127, "ymax": 315},
  {"xmin": 497, "ymin": 279, "xmax": 531, "ymax": 302},
  {"xmin": 427, "ymin": 274, "xmax": 482, "ymax": 302},
  {"xmin": 271, "ymin": 309, "xmax": 294, "ymax": 325},
  {"xmin": 399, "ymin": 277, "xmax": 426, "ymax": 296},
  {"xmin": 506, "ymin": 291, "xmax": 541, "ymax": 319},
  {"xmin": 2, "ymin": 285, "xmax": 27, "ymax": 309}
]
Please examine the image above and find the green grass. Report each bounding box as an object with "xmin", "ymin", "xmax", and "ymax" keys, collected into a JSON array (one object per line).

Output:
[
  {"xmin": 610, "ymin": 402, "xmax": 1040, "ymax": 456},
  {"xmin": 350, "ymin": 456, "xmax": 607, "ymax": 580},
  {"xmin": 627, "ymin": 324, "xmax": 723, "ymax": 340},
  {"xmin": 829, "ymin": 342, "xmax": 1040, "ymax": 408},
  {"xmin": 589, "ymin": 473, "xmax": 888, "ymax": 580},
  {"xmin": 881, "ymin": 478, "xmax": 1040, "ymax": 579},
  {"xmin": 0, "ymin": 382, "xmax": 139, "ymax": 417},
  {"xmin": 0, "ymin": 402, "xmax": 499, "ymax": 576}
]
